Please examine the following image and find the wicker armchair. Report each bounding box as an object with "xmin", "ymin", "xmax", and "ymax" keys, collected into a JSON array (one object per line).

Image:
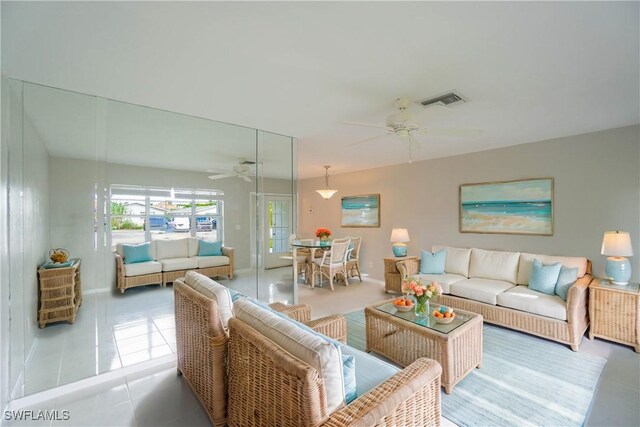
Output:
[
  {"xmin": 346, "ymin": 237, "xmax": 362, "ymax": 282},
  {"xmin": 227, "ymin": 317, "xmax": 442, "ymax": 427},
  {"xmin": 174, "ymin": 279, "xmax": 348, "ymax": 426},
  {"xmin": 313, "ymin": 238, "xmax": 351, "ymax": 290}
]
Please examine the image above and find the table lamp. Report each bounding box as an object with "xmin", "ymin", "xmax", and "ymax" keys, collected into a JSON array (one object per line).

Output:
[
  {"xmin": 390, "ymin": 228, "xmax": 410, "ymax": 257},
  {"xmin": 601, "ymin": 230, "xmax": 633, "ymax": 285}
]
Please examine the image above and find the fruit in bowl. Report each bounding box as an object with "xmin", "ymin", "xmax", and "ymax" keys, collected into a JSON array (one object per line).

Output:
[
  {"xmin": 433, "ymin": 306, "xmax": 456, "ymax": 324},
  {"xmin": 393, "ymin": 297, "xmax": 414, "ymax": 312}
]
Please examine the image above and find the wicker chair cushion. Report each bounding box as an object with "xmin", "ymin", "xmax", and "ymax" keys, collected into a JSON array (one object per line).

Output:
[
  {"xmin": 159, "ymin": 257, "xmax": 198, "ymax": 272},
  {"xmin": 184, "ymin": 271, "xmax": 234, "ymax": 328},
  {"xmin": 449, "ymin": 278, "xmax": 516, "ymax": 305},
  {"xmin": 155, "ymin": 239, "xmax": 189, "ymax": 260},
  {"xmin": 497, "ymin": 285, "xmax": 568, "ymax": 320},
  {"xmin": 517, "ymin": 253, "xmax": 588, "ymax": 285},
  {"xmin": 415, "ymin": 273, "xmax": 466, "ymax": 294},
  {"xmin": 234, "ymin": 298, "xmax": 346, "ymax": 414},
  {"xmin": 469, "ymin": 248, "xmax": 520, "ymax": 284},
  {"xmin": 433, "ymin": 245, "xmax": 472, "ymax": 277},
  {"xmin": 123, "ymin": 260, "xmax": 162, "ymax": 277},
  {"xmin": 340, "ymin": 344, "xmax": 399, "ymax": 397},
  {"xmin": 191, "ymin": 255, "xmax": 230, "ymax": 269}
]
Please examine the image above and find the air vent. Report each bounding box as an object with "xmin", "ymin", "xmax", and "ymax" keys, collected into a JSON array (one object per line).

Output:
[{"xmin": 419, "ymin": 91, "xmax": 466, "ymax": 108}]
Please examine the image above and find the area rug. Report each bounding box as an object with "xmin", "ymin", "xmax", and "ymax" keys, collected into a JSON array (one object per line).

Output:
[{"xmin": 344, "ymin": 310, "xmax": 606, "ymax": 427}]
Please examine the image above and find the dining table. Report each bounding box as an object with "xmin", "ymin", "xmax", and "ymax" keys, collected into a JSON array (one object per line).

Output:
[{"xmin": 291, "ymin": 240, "xmax": 332, "ymax": 291}]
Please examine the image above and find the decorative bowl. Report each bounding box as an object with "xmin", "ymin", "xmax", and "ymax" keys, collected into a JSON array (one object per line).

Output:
[
  {"xmin": 393, "ymin": 298, "xmax": 414, "ymax": 312},
  {"xmin": 49, "ymin": 248, "xmax": 70, "ymax": 263},
  {"xmin": 434, "ymin": 315, "xmax": 455, "ymax": 324}
]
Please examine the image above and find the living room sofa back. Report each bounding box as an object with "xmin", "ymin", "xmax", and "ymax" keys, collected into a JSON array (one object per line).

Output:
[{"xmin": 396, "ymin": 246, "xmax": 591, "ymax": 351}]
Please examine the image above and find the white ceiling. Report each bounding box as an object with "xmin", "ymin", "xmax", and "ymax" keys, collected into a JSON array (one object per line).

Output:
[{"xmin": 3, "ymin": 2, "xmax": 639, "ymax": 179}]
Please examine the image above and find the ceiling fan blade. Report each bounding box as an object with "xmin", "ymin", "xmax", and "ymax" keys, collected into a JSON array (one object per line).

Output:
[
  {"xmin": 206, "ymin": 168, "xmax": 231, "ymax": 173},
  {"xmin": 348, "ymin": 133, "xmax": 389, "ymax": 147},
  {"xmin": 417, "ymin": 128, "xmax": 483, "ymax": 137},
  {"xmin": 241, "ymin": 175, "xmax": 253, "ymax": 183},
  {"xmin": 342, "ymin": 121, "xmax": 391, "ymax": 130},
  {"xmin": 208, "ymin": 173, "xmax": 236, "ymax": 180}
]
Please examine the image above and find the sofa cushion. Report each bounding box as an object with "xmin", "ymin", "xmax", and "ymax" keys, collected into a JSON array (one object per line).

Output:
[
  {"xmin": 159, "ymin": 257, "xmax": 198, "ymax": 272},
  {"xmin": 122, "ymin": 242, "xmax": 153, "ymax": 264},
  {"xmin": 469, "ymin": 248, "xmax": 520, "ymax": 284},
  {"xmin": 234, "ymin": 299, "xmax": 345, "ymax": 415},
  {"xmin": 187, "ymin": 238, "xmax": 200, "ymax": 257},
  {"xmin": 517, "ymin": 253, "xmax": 588, "ymax": 285},
  {"xmin": 497, "ymin": 285, "xmax": 567, "ymax": 321},
  {"xmin": 123, "ymin": 261, "xmax": 162, "ymax": 277},
  {"xmin": 192, "ymin": 256, "xmax": 230, "ymax": 269},
  {"xmin": 555, "ymin": 266, "xmax": 579, "ymax": 301},
  {"xmin": 340, "ymin": 344, "xmax": 400, "ymax": 398},
  {"xmin": 198, "ymin": 240, "xmax": 223, "ymax": 256},
  {"xmin": 449, "ymin": 278, "xmax": 516, "ymax": 305},
  {"xmin": 420, "ymin": 249, "xmax": 446, "ymax": 274},
  {"xmin": 155, "ymin": 239, "xmax": 189, "ymax": 260},
  {"xmin": 416, "ymin": 273, "xmax": 466, "ymax": 294},
  {"xmin": 184, "ymin": 271, "xmax": 233, "ymax": 328},
  {"xmin": 528, "ymin": 259, "xmax": 562, "ymax": 295},
  {"xmin": 433, "ymin": 245, "xmax": 471, "ymax": 277}
]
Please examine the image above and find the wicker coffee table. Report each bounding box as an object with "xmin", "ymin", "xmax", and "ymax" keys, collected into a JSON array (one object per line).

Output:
[{"xmin": 365, "ymin": 299, "xmax": 483, "ymax": 394}]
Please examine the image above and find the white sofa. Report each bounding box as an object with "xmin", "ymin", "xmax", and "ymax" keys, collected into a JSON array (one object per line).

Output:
[
  {"xmin": 115, "ymin": 238, "xmax": 234, "ymax": 293},
  {"xmin": 396, "ymin": 246, "xmax": 592, "ymax": 351}
]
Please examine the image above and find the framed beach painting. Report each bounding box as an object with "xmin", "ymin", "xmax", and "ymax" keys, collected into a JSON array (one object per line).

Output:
[
  {"xmin": 459, "ymin": 178, "xmax": 553, "ymax": 235},
  {"xmin": 341, "ymin": 194, "xmax": 380, "ymax": 228}
]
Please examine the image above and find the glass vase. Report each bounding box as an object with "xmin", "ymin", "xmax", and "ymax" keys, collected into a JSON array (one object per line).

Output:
[{"xmin": 414, "ymin": 298, "xmax": 428, "ymax": 317}]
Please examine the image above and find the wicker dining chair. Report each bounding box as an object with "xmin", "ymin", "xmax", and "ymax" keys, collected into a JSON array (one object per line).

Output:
[
  {"xmin": 345, "ymin": 237, "xmax": 362, "ymax": 282},
  {"xmin": 280, "ymin": 235, "xmax": 312, "ymax": 281},
  {"xmin": 313, "ymin": 238, "xmax": 351, "ymax": 290}
]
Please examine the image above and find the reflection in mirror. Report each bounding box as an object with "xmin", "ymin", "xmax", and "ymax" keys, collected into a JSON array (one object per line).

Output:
[{"xmin": 6, "ymin": 81, "xmax": 296, "ymax": 398}]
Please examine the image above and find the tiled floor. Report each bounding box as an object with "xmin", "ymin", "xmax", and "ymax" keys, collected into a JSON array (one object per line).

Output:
[{"xmin": 9, "ymin": 271, "xmax": 640, "ymax": 426}]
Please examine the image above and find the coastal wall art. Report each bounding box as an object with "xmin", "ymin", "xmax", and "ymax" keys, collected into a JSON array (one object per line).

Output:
[
  {"xmin": 459, "ymin": 178, "xmax": 553, "ymax": 235},
  {"xmin": 341, "ymin": 194, "xmax": 380, "ymax": 227}
]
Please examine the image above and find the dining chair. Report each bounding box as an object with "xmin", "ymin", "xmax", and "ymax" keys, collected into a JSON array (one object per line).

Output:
[
  {"xmin": 346, "ymin": 236, "xmax": 362, "ymax": 282},
  {"xmin": 279, "ymin": 235, "xmax": 311, "ymax": 281},
  {"xmin": 313, "ymin": 238, "xmax": 351, "ymax": 291}
]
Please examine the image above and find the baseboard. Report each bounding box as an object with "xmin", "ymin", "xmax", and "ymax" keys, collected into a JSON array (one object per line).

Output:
[
  {"xmin": 83, "ymin": 287, "xmax": 111, "ymax": 295},
  {"xmin": 7, "ymin": 355, "xmax": 177, "ymax": 410}
]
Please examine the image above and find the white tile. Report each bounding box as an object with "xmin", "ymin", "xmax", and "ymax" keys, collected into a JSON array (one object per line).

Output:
[
  {"xmin": 151, "ymin": 315, "xmax": 175, "ymax": 330},
  {"xmin": 120, "ymin": 345, "xmax": 172, "ymax": 367},
  {"xmin": 113, "ymin": 323, "xmax": 158, "ymax": 341},
  {"xmin": 125, "ymin": 368, "xmax": 183, "ymax": 401},
  {"xmin": 116, "ymin": 331, "xmax": 168, "ymax": 356},
  {"xmin": 131, "ymin": 381, "xmax": 198, "ymax": 427}
]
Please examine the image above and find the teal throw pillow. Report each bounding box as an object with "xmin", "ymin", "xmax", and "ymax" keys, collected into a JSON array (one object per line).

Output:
[
  {"xmin": 529, "ymin": 259, "xmax": 562, "ymax": 295},
  {"xmin": 198, "ymin": 240, "xmax": 223, "ymax": 256},
  {"xmin": 555, "ymin": 266, "xmax": 579, "ymax": 301},
  {"xmin": 342, "ymin": 354, "xmax": 357, "ymax": 404},
  {"xmin": 122, "ymin": 242, "xmax": 152, "ymax": 264},
  {"xmin": 420, "ymin": 249, "xmax": 447, "ymax": 274}
]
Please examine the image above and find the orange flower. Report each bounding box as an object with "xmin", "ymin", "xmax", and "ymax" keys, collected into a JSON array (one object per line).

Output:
[{"xmin": 315, "ymin": 228, "xmax": 332, "ymax": 238}]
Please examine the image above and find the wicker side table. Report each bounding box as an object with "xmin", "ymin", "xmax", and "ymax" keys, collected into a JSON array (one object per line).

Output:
[
  {"xmin": 589, "ymin": 278, "xmax": 639, "ymax": 352},
  {"xmin": 37, "ymin": 259, "xmax": 82, "ymax": 328},
  {"xmin": 384, "ymin": 256, "xmax": 418, "ymax": 293}
]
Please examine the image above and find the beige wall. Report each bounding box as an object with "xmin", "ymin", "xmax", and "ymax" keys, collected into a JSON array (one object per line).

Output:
[{"xmin": 299, "ymin": 125, "xmax": 640, "ymax": 283}]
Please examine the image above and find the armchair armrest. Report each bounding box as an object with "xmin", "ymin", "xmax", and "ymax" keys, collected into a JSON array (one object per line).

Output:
[
  {"xmin": 222, "ymin": 246, "xmax": 234, "ymax": 278},
  {"xmin": 396, "ymin": 258, "xmax": 420, "ymax": 279},
  {"xmin": 323, "ymin": 358, "xmax": 442, "ymax": 427},
  {"xmin": 305, "ymin": 314, "xmax": 347, "ymax": 343},
  {"xmin": 269, "ymin": 302, "xmax": 312, "ymax": 323}
]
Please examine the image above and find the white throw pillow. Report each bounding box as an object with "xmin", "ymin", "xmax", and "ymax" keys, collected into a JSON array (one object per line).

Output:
[
  {"xmin": 469, "ymin": 248, "xmax": 520, "ymax": 284},
  {"xmin": 234, "ymin": 299, "xmax": 345, "ymax": 415},
  {"xmin": 184, "ymin": 271, "xmax": 233, "ymax": 329},
  {"xmin": 186, "ymin": 237, "xmax": 201, "ymax": 258},
  {"xmin": 155, "ymin": 238, "xmax": 189, "ymax": 260},
  {"xmin": 432, "ymin": 245, "xmax": 471, "ymax": 277},
  {"xmin": 517, "ymin": 253, "xmax": 588, "ymax": 285}
]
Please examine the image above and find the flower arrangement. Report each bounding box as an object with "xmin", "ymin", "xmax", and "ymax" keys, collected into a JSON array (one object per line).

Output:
[
  {"xmin": 401, "ymin": 276, "xmax": 443, "ymax": 317},
  {"xmin": 315, "ymin": 228, "xmax": 332, "ymax": 239}
]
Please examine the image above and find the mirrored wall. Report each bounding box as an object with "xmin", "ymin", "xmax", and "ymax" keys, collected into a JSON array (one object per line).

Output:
[{"xmin": 4, "ymin": 79, "xmax": 296, "ymax": 399}]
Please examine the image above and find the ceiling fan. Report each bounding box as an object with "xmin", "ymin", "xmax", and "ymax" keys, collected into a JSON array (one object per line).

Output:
[
  {"xmin": 344, "ymin": 97, "xmax": 482, "ymax": 150},
  {"xmin": 207, "ymin": 159, "xmax": 255, "ymax": 182}
]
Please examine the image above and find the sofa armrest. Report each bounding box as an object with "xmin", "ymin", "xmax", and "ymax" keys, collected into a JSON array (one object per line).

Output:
[
  {"xmin": 269, "ymin": 302, "xmax": 312, "ymax": 323},
  {"xmin": 114, "ymin": 253, "xmax": 125, "ymax": 290},
  {"xmin": 396, "ymin": 258, "xmax": 420, "ymax": 279},
  {"xmin": 222, "ymin": 246, "xmax": 234, "ymax": 277},
  {"xmin": 305, "ymin": 314, "xmax": 347, "ymax": 343},
  {"xmin": 323, "ymin": 358, "xmax": 442, "ymax": 427},
  {"xmin": 567, "ymin": 274, "xmax": 591, "ymax": 324}
]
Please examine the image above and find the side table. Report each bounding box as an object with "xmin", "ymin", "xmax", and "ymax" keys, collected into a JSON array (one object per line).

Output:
[
  {"xmin": 589, "ymin": 278, "xmax": 639, "ymax": 352},
  {"xmin": 383, "ymin": 256, "xmax": 418, "ymax": 293},
  {"xmin": 37, "ymin": 258, "xmax": 82, "ymax": 328}
]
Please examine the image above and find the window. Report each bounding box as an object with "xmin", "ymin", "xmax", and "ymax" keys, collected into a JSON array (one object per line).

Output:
[{"xmin": 109, "ymin": 185, "xmax": 223, "ymax": 250}]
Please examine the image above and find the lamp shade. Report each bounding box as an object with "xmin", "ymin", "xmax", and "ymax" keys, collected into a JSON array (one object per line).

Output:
[
  {"xmin": 316, "ymin": 189, "xmax": 338, "ymax": 199},
  {"xmin": 601, "ymin": 231, "xmax": 633, "ymax": 257},
  {"xmin": 390, "ymin": 228, "xmax": 410, "ymax": 243}
]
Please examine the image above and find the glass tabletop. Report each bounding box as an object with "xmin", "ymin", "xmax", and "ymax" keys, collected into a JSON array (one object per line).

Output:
[
  {"xmin": 375, "ymin": 301, "xmax": 475, "ymax": 334},
  {"xmin": 291, "ymin": 240, "xmax": 332, "ymax": 248},
  {"xmin": 593, "ymin": 279, "xmax": 640, "ymax": 293}
]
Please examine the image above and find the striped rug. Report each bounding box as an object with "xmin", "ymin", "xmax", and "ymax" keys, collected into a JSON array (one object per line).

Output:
[{"xmin": 344, "ymin": 310, "xmax": 606, "ymax": 427}]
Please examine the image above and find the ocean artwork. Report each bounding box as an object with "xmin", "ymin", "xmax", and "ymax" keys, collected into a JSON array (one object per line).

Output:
[
  {"xmin": 341, "ymin": 194, "xmax": 380, "ymax": 227},
  {"xmin": 460, "ymin": 179, "xmax": 553, "ymax": 235}
]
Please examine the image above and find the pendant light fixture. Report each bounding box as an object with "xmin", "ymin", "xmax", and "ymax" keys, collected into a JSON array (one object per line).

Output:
[{"xmin": 316, "ymin": 165, "xmax": 338, "ymax": 199}]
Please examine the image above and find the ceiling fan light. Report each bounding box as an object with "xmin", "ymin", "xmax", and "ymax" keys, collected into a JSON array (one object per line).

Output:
[{"xmin": 316, "ymin": 189, "xmax": 338, "ymax": 199}]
